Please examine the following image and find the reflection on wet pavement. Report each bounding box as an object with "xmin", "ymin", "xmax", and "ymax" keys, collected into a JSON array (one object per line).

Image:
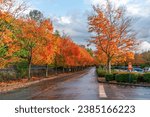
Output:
[
  {"xmin": 0, "ymin": 68, "xmax": 99, "ymax": 100},
  {"xmin": 1, "ymin": 67, "xmax": 150, "ymax": 100},
  {"xmin": 102, "ymin": 83, "xmax": 150, "ymax": 100}
]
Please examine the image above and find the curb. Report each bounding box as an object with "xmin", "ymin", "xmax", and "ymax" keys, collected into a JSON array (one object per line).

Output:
[{"xmin": 97, "ymin": 78, "xmax": 150, "ymax": 87}]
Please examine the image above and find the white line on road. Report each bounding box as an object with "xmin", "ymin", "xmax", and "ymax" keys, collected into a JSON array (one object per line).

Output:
[{"xmin": 99, "ymin": 84, "xmax": 107, "ymax": 98}]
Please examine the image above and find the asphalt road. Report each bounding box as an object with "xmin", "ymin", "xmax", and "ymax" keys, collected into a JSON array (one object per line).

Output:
[
  {"xmin": 100, "ymin": 83, "xmax": 150, "ymax": 100},
  {"xmin": 1, "ymin": 67, "xmax": 150, "ymax": 100},
  {"xmin": 0, "ymin": 67, "xmax": 99, "ymax": 100}
]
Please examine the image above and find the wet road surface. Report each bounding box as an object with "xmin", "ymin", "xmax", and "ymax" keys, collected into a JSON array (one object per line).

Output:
[
  {"xmin": 1, "ymin": 67, "xmax": 150, "ymax": 100},
  {"xmin": 100, "ymin": 83, "xmax": 150, "ymax": 100},
  {"xmin": 0, "ymin": 68, "xmax": 99, "ymax": 100}
]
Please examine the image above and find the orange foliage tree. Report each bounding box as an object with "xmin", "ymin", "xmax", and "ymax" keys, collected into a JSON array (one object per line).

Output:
[
  {"xmin": 58, "ymin": 36, "xmax": 95, "ymax": 70},
  {"xmin": 88, "ymin": 1, "xmax": 136, "ymax": 73},
  {"xmin": 0, "ymin": 0, "xmax": 27, "ymax": 67},
  {"xmin": 32, "ymin": 19, "xmax": 55, "ymax": 77},
  {"xmin": 0, "ymin": 11, "xmax": 20, "ymax": 67},
  {"xmin": 0, "ymin": 1, "xmax": 96, "ymax": 80}
]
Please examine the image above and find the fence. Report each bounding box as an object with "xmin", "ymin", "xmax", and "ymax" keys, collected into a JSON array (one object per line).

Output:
[{"xmin": 0, "ymin": 66, "xmax": 87, "ymax": 81}]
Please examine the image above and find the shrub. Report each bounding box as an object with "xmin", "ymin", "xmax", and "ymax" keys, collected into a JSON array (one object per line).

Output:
[
  {"xmin": 96, "ymin": 68, "xmax": 107, "ymax": 77},
  {"xmin": 105, "ymin": 73, "xmax": 114, "ymax": 81},
  {"xmin": 143, "ymin": 73, "xmax": 150, "ymax": 82},
  {"xmin": 112, "ymin": 71, "xmax": 119, "ymax": 78},
  {"xmin": 137, "ymin": 74, "xmax": 144, "ymax": 82},
  {"xmin": 115, "ymin": 72, "xmax": 138, "ymax": 83},
  {"xmin": 15, "ymin": 61, "xmax": 28, "ymax": 79}
]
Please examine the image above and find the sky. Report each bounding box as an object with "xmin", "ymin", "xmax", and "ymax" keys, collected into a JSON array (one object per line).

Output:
[{"xmin": 24, "ymin": 0, "xmax": 150, "ymax": 51}]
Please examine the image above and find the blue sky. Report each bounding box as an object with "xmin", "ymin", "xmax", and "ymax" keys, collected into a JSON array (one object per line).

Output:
[
  {"xmin": 28, "ymin": 0, "xmax": 89, "ymax": 17},
  {"xmin": 25, "ymin": 0, "xmax": 150, "ymax": 51}
]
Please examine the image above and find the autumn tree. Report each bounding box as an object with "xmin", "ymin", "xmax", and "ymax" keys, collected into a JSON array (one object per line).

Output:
[
  {"xmin": 32, "ymin": 19, "xmax": 54, "ymax": 77},
  {"xmin": 15, "ymin": 18, "xmax": 42, "ymax": 79},
  {"xmin": 0, "ymin": 12, "xmax": 20, "ymax": 67},
  {"xmin": 0, "ymin": 0, "xmax": 27, "ymax": 68},
  {"xmin": 142, "ymin": 51, "xmax": 150, "ymax": 66},
  {"xmin": 0, "ymin": 0, "xmax": 27, "ymax": 18},
  {"xmin": 88, "ymin": 0, "xmax": 136, "ymax": 73},
  {"xmin": 54, "ymin": 35, "xmax": 95, "ymax": 72},
  {"xmin": 52, "ymin": 30, "xmax": 61, "ymax": 74}
]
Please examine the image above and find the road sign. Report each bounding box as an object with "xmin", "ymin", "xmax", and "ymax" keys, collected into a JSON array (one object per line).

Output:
[{"xmin": 128, "ymin": 62, "xmax": 132, "ymax": 71}]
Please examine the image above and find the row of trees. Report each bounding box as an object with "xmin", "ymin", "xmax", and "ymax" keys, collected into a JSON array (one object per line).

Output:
[
  {"xmin": 0, "ymin": 0, "xmax": 95, "ymax": 79},
  {"xmin": 133, "ymin": 51, "xmax": 150, "ymax": 67}
]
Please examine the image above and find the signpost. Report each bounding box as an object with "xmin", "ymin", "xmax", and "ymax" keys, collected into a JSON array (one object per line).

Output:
[
  {"xmin": 128, "ymin": 62, "xmax": 133, "ymax": 72},
  {"xmin": 128, "ymin": 62, "xmax": 132, "ymax": 83}
]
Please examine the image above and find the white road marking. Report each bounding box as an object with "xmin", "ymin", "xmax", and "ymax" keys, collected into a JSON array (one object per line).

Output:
[{"xmin": 99, "ymin": 84, "xmax": 107, "ymax": 98}]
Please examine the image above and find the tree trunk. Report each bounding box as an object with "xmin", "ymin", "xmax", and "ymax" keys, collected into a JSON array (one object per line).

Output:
[
  {"xmin": 107, "ymin": 59, "xmax": 111, "ymax": 73},
  {"xmin": 55, "ymin": 66, "xmax": 58, "ymax": 75},
  {"xmin": 28, "ymin": 61, "xmax": 31, "ymax": 80},
  {"xmin": 63, "ymin": 67, "xmax": 65, "ymax": 73},
  {"xmin": 55, "ymin": 55, "xmax": 58, "ymax": 75},
  {"xmin": 46, "ymin": 64, "xmax": 49, "ymax": 77},
  {"xmin": 28, "ymin": 49, "xmax": 32, "ymax": 80}
]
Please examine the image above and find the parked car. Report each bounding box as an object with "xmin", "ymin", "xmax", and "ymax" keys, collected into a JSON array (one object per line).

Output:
[
  {"xmin": 143, "ymin": 67, "xmax": 150, "ymax": 72},
  {"xmin": 132, "ymin": 68, "xmax": 144, "ymax": 73}
]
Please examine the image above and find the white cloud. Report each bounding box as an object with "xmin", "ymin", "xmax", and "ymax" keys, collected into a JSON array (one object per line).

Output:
[
  {"xmin": 58, "ymin": 16, "xmax": 71, "ymax": 24},
  {"xmin": 52, "ymin": 13, "xmax": 92, "ymax": 44},
  {"xmin": 85, "ymin": 0, "xmax": 149, "ymax": 17},
  {"xmin": 53, "ymin": 16, "xmax": 71, "ymax": 24},
  {"xmin": 127, "ymin": 4, "xmax": 141, "ymax": 16},
  {"xmin": 137, "ymin": 41, "xmax": 150, "ymax": 53},
  {"xmin": 127, "ymin": 2, "xmax": 150, "ymax": 17},
  {"xmin": 85, "ymin": 0, "xmax": 129, "ymax": 6}
]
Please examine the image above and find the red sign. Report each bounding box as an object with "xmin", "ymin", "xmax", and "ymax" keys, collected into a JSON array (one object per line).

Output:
[{"xmin": 128, "ymin": 62, "xmax": 132, "ymax": 71}]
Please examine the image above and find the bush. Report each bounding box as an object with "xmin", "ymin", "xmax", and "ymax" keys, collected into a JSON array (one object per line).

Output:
[
  {"xmin": 115, "ymin": 72, "xmax": 138, "ymax": 83},
  {"xmin": 96, "ymin": 67, "xmax": 107, "ymax": 77},
  {"xmin": 105, "ymin": 73, "xmax": 114, "ymax": 81},
  {"xmin": 143, "ymin": 73, "xmax": 150, "ymax": 82},
  {"xmin": 137, "ymin": 74, "xmax": 144, "ymax": 82},
  {"xmin": 15, "ymin": 61, "xmax": 28, "ymax": 79}
]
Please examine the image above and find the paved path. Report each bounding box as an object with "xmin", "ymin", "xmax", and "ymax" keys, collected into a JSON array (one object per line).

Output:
[
  {"xmin": 0, "ymin": 67, "xmax": 99, "ymax": 100},
  {"xmin": 1, "ymin": 67, "xmax": 150, "ymax": 100}
]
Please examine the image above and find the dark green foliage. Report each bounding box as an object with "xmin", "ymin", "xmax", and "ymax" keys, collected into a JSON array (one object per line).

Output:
[
  {"xmin": 29, "ymin": 10, "xmax": 44, "ymax": 22},
  {"xmin": 137, "ymin": 74, "xmax": 144, "ymax": 82},
  {"xmin": 86, "ymin": 48, "xmax": 94, "ymax": 57},
  {"xmin": 143, "ymin": 73, "xmax": 150, "ymax": 82},
  {"xmin": 115, "ymin": 73, "xmax": 138, "ymax": 83},
  {"xmin": 15, "ymin": 61, "xmax": 28, "ymax": 78},
  {"xmin": 0, "ymin": 46, "xmax": 8, "ymax": 57},
  {"xmin": 105, "ymin": 73, "xmax": 114, "ymax": 81}
]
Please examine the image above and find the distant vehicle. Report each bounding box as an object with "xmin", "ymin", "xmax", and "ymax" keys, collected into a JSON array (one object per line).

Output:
[
  {"xmin": 132, "ymin": 68, "xmax": 144, "ymax": 73},
  {"xmin": 144, "ymin": 67, "xmax": 150, "ymax": 72}
]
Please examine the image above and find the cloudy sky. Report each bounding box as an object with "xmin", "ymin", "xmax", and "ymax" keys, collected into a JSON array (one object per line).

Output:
[{"xmin": 25, "ymin": 0, "xmax": 150, "ymax": 51}]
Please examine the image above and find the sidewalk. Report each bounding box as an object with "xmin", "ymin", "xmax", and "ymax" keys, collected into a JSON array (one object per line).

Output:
[{"xmin": 97, "ymin": 77, "xmax": 150, "ymax": 87}]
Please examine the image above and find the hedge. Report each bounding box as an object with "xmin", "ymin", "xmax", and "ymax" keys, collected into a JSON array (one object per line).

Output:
[
  {"xmin": 115, "ymin": 73, "xmax": 139, "ymax": 83},
  {"xmin": 143, "ymin": 73, "xmax": 150, "ymax": 82},
  {"xmin": 105, "ymin": 74, "xmax": 114, "ymax": 81},
  {"xmin": 96, "ymin": 68, "xmax": 107, "ymax": 77}
]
